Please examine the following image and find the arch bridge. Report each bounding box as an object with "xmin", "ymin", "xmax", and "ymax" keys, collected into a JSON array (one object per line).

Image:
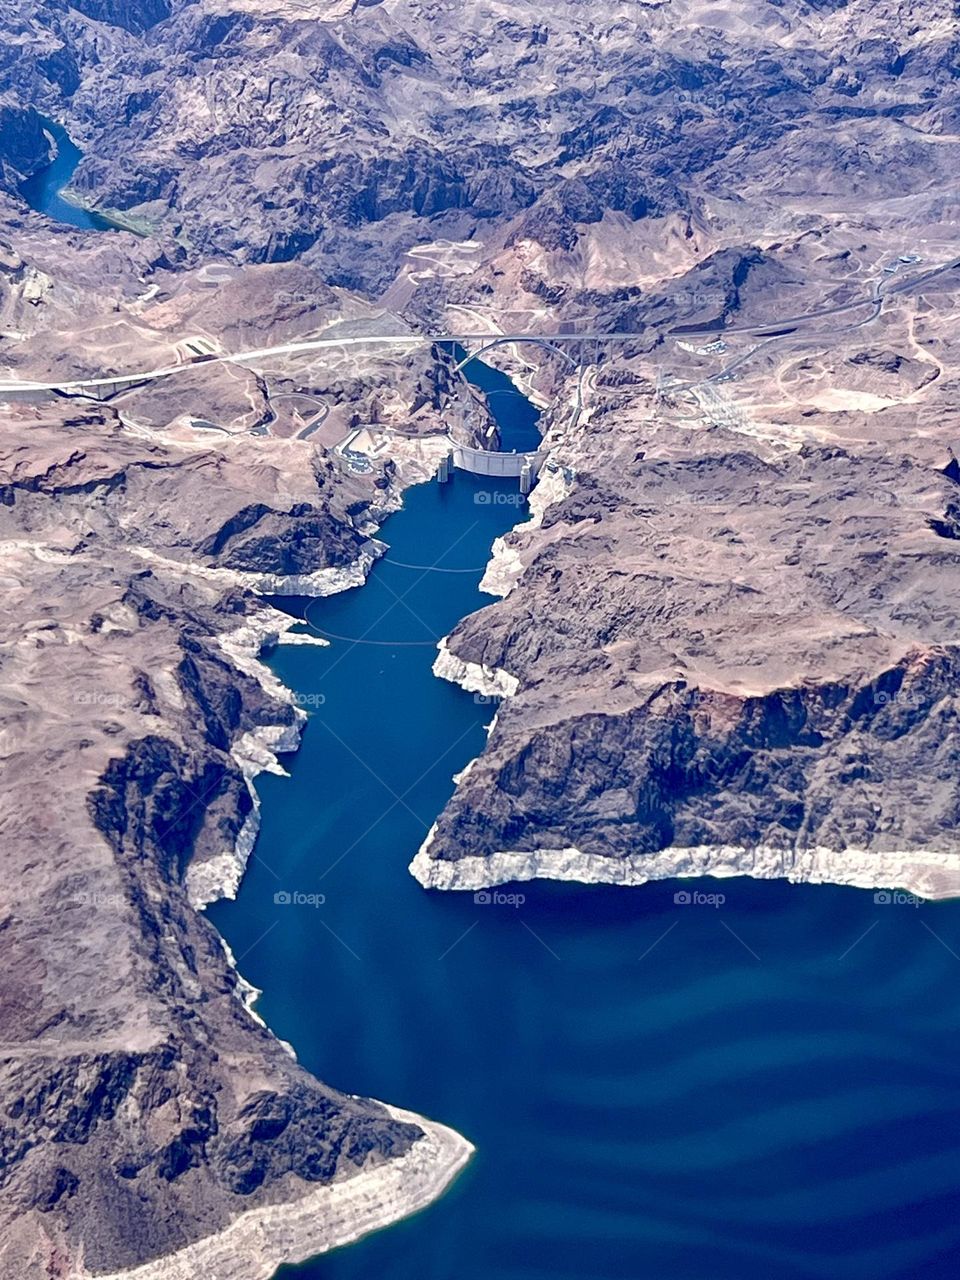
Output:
[{"xmin": 453, "ymin": 336, "xmax": 580, "ymax": 373}]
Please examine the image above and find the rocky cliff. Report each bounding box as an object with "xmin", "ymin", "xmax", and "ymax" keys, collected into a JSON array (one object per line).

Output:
[
  {"xmin": 413, "ymin": 233, "xmax": 960, "ymax": 900},
  {"xmin": 4, "ymin": 0, "xmax": 957, "ymax": 289},
  {"xmin": 416, "ymin": 436, "xmax": 960, "ymax": 898},
  {"xmin": 0, "ymin": 406, "xmax": 470, "ymax": 1278}
]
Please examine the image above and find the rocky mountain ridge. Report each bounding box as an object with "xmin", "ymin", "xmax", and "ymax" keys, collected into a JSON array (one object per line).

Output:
[
  {"xmin": 0, "ymin": 404, "xmax": 470, "ymax": 1278},
  {"xmin": 414, "ymin": 231, "xmax": 960, "ymax": 898},
  {"xmin": 4, "ymin": 0, "xmax": 958, "ymax": 290}
]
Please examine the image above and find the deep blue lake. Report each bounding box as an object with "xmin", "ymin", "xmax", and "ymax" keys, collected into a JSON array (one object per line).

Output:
[
  {"xmin": 19, "ymin": 122, "xmax": 118, "ymax": 231},
  {"xmin": 208, "ymin": 359, "xmax": 960, "ymax": 1280}
]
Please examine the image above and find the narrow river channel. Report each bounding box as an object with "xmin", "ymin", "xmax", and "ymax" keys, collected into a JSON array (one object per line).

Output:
[{"xmin": 18, "ymin": 121, "xmax": 119, "ymax": 231}]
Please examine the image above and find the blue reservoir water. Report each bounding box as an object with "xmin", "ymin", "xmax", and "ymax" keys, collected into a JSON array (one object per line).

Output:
[
  {"xmin": 450, "ymin": 344, "xmax": 543, "ymax": 452},
  {"xmin": 18, "ymin": 122, "xmax": 118, "ymax": 231},
  {"xmin": 208, "ymin": 365, "xmax": 960, "ymax": 1279}
]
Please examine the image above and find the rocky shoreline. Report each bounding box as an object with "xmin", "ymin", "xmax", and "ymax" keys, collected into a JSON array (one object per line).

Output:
[
  {"xmin": 89, "ymin": 1105, "xmax": 474, "ymax": 1280},
  {"xmin": 0, "ymin": 394, "xmax": 476, "ymax": 1280},
  {"xmin": 184, "ymin": 607, "xmax": 309, "ymax": 910},
  {"xmin": 433, "ymin": 637, "xmax": 519, "ymax": 701},
  {"xmin": 416, "ymin": 388, "xmax": 960, "ymax": 906},
  {"xmin": 410, "ymin": 837, "xmax": 960, "ymax": 902}
]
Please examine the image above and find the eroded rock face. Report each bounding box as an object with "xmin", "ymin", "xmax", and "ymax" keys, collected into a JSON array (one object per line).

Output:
[
  {"xmin": 0, "ymin": 106, "xmax": 52, "ymax": 184},
  {"xmin": 416, "ymin": 232, "xmax": 960, "ymax": 900},
  {"xmin": 0, "ymin": 405, "xmax": 455, "ymax": 1278},
  {"xmin": 4, "ymin": 0, "xmax": 957, "ymax": 288},
  {"xmin": 67, "ymin": 0, "xmax": 171, "ymax": 35}
]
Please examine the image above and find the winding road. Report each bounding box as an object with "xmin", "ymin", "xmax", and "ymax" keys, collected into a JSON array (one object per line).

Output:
[
  {"xmin": 1, "ymin": 257, "xmax": 955, "ymax": 401},
  {"xmin": 664, "ymin": 254, "xmax": 960, "ymax": 394}
]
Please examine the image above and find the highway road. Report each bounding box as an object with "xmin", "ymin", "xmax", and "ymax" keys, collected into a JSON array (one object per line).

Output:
[
  {"xmin": 665, "ymin": 253, "xmax": 960, "ymax": 395},
  {"xmin": 0, "ymin": 331, "xmax": 651, "ymax": 397},
  {"xmin": 670, "ymin": 254, "xmax": 960, "ymax": 342},
  {"xmin": 0, "ymin": 257, "xmax": 955, "ymax": 399}
]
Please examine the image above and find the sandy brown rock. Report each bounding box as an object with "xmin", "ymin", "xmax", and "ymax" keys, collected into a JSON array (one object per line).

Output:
[
  {"xmin": 419, "ymin": 243, "xmax": 960, "ymax": 896},
  {"xmin": 0, "ymin": 402, "xmax": 450, "ymax": 1278}
]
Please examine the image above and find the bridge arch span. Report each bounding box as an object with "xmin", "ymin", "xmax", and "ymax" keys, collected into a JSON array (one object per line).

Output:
[{"xmin": 454, "ymin": 336, "xmax": 578, "ymax": 373}]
